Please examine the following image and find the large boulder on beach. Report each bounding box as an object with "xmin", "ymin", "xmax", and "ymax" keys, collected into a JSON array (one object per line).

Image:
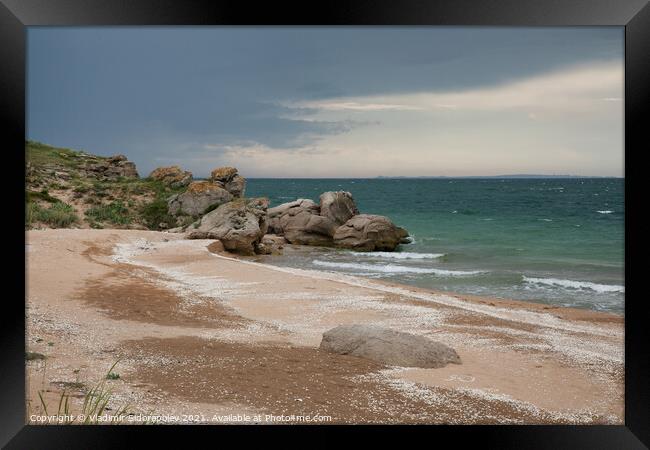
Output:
[
  {"xmin": 320, "ymin": 324, "xmax": 461, "ymax": 368},
  {"xmin": 319, "ymin": 191, "xmax": 359, "ymax": 225},
  {"xmin": 210, "ymin": 166, "xmax": 246, "ymax": 197},
  {"xmin": 333, "ymin": 214, "xmax": 409, "ymax": 251},
  {"xmin": 283, "ymin": 211, "xmax": 338, "ymax": 246},
  {"xmin": 267, "ymin": 199, "xmax": 319, "ymax": 234},
  {"xmin": 261, "ymin": 234, "xmax": 288, "ymax": 245},
  {"xmin": 168, "ymin": 181, "xmax": 233, "ymax": 216},
  {"xmin": 255, "ymin": 233, "xmax": 288, "ymax": 255},
  {"xmin": 185, "ymin": 197, "xmax": 269, "ymax": 255},
  {"xmin": 149, "ymin": 166, "xmax": 193, "ymax": 188},
  {"xmin": 265, "ymin": 194, "xmax": 408, "ymax": 250},
  {"xmin": 267, "ymin": 199, "xmax": 337, "ymax": 246}
]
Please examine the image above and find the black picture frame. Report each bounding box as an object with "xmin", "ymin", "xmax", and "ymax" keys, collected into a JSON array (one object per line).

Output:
[{"xmin": 2, "ymin": 0, "xmax": 648, "ymax": 447}]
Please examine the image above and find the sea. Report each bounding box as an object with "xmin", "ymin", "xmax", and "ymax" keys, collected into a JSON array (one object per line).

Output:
[{"xmin": 245, "ymin": 178, "xmax": 624, "ymax": 314}]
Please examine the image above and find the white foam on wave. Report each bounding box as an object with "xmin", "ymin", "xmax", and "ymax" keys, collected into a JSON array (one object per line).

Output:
[
  {"xmin": 364, "ymin": 251, "xmax": 445, "ymax": 260},
  {"xmin": 523, "ymin": 276, "xmax": 624, "ymax": 293},
  {"xmin": 597, "ymin": 210, "xmax": 614, "ymax": 214},
  {"xmin": 312, "ymin": 260, "xmax": 484, "ymax": 276}
]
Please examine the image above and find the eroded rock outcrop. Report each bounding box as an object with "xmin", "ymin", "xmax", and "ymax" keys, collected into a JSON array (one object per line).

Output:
[
  {"xmin": 168, "ymin": 181, "xmax": 233, "ymax": 217},
  {"xmin": 185, "ymin": 197, "xmax": 268, "ymax": 255},
  {"xmin": 210, "ymin": 167, "xmax": 238, "ymax": 181},
  {"xmin": 177, "ymin": 180, "xmax": 409, "ymax": 254},
  {"xmin": 168, "ymin": 166, "xmax": 247, "ymax": 217},
  {"xmin": 84, "ymin": 154, "xmax": 139, "ymax": 180},
  {"xmin": 211, "ymin": 166, "xmax": 246, "ymax": 197},
  {"xmin": 266, "ymin": 192, "xmax": 408, "ymax": 250},
  {"xmin": 320, "ymin": 324, "xmax": 461, "ymax": 368},
  {"xmin": 284, "ymin": 212, "xmax": 338, "ymax": 246},
  {"xmin": 267, "ymin": 199, "xmax": 336, "ymax": 246},
  {"xmin": 319, "ymin": 191, "xmax": 359, "ymax": 225},
  {"xmin": 333, "ymin": 214, "xmax": 408, "ymax": 251},
  {"xmin": 149, "ymin": 166, "xmax": 193, "ymax": 188},
  {"xmin": 258, "ymin": 234, "xmax": 288, "ymax": 255},
  {"xmin": 268, "ymin": 199, "xmax": 320, "ymax": 234}
]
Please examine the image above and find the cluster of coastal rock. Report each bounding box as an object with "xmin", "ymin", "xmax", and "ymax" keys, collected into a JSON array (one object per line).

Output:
[{"xmin": 149, "ymin": 165, "xmax": 410, "ymax": 256}]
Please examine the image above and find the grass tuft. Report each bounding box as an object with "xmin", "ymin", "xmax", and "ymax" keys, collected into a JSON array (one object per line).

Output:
[
  {"xmin": 27, "ymin": 201, "xmax": 79, "ymax": 228},
  {"xmin": 35, "ymin": 360, "xmax": 132, "ymax": 424},
  {"xmin": 85, "ymin": 201, "xmax": 132, "ymax": 225}
]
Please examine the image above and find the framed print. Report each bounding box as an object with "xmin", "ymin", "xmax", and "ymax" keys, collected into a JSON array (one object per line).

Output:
[{"xmin": 2, "ymin": 0, "xmax": 649, "ymax": 447}]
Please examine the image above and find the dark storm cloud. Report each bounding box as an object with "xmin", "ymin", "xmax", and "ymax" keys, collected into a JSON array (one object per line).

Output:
[{"xmin": 27, "ymin": 27, "xmax": 622, "ymax": 175}]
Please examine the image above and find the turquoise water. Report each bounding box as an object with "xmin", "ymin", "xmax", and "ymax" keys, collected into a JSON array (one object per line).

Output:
[{"xmin": 246, "ymin": 178, "xmax": 624, "ymax": 313}]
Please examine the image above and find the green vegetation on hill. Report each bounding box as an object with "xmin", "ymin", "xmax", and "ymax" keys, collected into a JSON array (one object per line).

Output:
[
  {"xmin": 26, "ymin": 140, "xmax": 82, "ymax": 168},
  {"xmin": 25, "ymin": 140, "xmax": 191, "ymax": 230},
  {"xmin": 27, "ymin": 201, "xmax": 79, "ymax": 228},
  {"xmin": 86, "ymin": 200, "xmax": 132, "ymax": 225}
]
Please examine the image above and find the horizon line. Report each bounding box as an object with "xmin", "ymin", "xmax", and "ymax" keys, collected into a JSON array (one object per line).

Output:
[{"xmin": 207, "ymin": 175, "xmax": 625, "ymax": 180}]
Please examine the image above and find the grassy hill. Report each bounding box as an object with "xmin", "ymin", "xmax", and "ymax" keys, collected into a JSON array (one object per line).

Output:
[{"xmin": 25, "ymin": 141, "xmax": 192, "ymax": 230}]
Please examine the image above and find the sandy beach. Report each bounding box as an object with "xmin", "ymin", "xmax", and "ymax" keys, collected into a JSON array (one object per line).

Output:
[{"xmin": 25, "ymin": 229, "xmax": 624, "ymax": 424}]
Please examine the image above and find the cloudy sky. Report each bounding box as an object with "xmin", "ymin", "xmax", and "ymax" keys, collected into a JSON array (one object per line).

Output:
[{"xmin": 27, "ymin": 27, "xmax": 623, "ymax": 178}]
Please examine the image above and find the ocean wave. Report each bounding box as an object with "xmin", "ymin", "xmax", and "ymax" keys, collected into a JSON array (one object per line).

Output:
[
  {"xmin": 364, "ymin": 252, "xmax": 445, "ymax": 260},
  {"xmin": 597, "ymin": 210, "xmax": 614, "ymax": 214},
  {"xmin": 523, "ymin": 276, "xmax": 624, "ymax": 293},
  {"xmin": 419, "ymin": 237, "xmax": 441, "ymax": 242},
  {"xmin": 312, "ymin": 260, "xmax": 483, "ymax": 276}
]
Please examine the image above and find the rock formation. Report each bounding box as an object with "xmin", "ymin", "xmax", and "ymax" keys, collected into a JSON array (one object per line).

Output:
[
  {"xmin": 168, "ymin": 166, "xmax": 247, "ymax": 217},
  {"xmin": 149, "ymin": 166, "xmax": 193, "ymax": 188},
  {"xmin": 173, "ymin": 180, "xmax": 408, "ymax": 254},
  {"xmin": 211, "ymin": 166, "xmax": 246, "ymax": 197},
  {"xmin": 265, "ymin": 192, "xmax": 409, "ymax": 251},
  {"xmin": 333, "ymin": 214, "xmax": 409, "ymax": 251},
  {"xmin": 320, "ymin": 324, "xmax": 461, "ymax": 368},
  {"xmin": 268, "ymin": 199, "xmax": 319, "ymax": 234},
  {"xmin": 267, "ymin": 198, "xmax": 337, "ymax": 246},
  {"xmin": 284, "ymin": 212, "xmax": 338, "ymax": 246},
  {"xmin": 210, "ymin": 167, "xmax": 238, "ymax": 181},
  {"xmin": 258, "ymin": 234, "xmax": 288, "ymax": 255},
  {"xmin": 185, "ymin": 197, "xmax": 268, "ymax": 255},
  {"xmin": 84, "ymin": 154, "xmax": 139, "ymax": 180},
  {"xmin": 168, "ymin": 181, "xmax": 233, "ymax": 217},
  {"xmin": 319, "ymin": 191, "xmax": 359, "ymax": 225}
]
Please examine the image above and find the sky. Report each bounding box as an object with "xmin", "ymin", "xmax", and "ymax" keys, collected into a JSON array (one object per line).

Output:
[{"xmin": 27, "ymin": 27, "xmax": 624, "ymax": 178}]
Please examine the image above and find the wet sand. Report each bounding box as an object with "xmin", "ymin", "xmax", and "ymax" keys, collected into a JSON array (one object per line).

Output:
[{"xmin": 25, "ymin": 229, "xmax": 624, "ymax": 424}]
